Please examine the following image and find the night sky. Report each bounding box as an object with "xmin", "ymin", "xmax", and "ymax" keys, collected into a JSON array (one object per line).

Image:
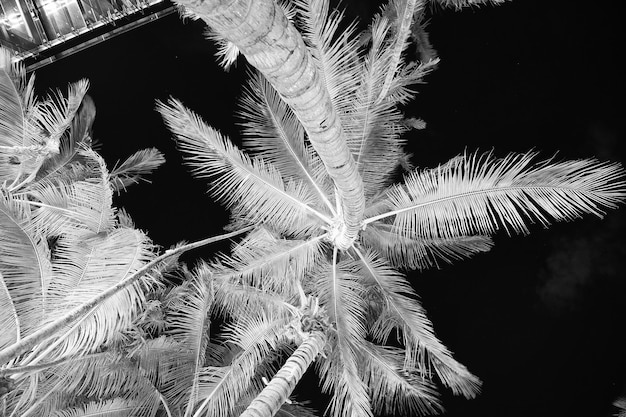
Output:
[{"xmin": 29, "ymin": 1, "xmax": 625, "ymax": 416}]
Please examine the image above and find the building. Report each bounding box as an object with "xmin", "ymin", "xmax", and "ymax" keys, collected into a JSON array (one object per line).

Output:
[{"xmin": 0, "ymin": 0, "xmax": 176, "ymax": 71}]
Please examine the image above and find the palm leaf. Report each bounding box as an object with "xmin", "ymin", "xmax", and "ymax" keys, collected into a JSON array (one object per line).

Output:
[
  {"xmin": 0, "ymin": 271, "xmax": 19, "ymax": 350},
  {"xmin": 213, "ymin": 227, "xmax": 326, "ymax": 296},
  {"xmin": 292, "ymin": 0, "xmax": 361, "ymax": 122},
  {"xmin": 314, "ymin": 249, "xmax": 372, "ymax": 417},
  {"xmin": 0, "ymin": 48, "xmax": 24, "ymax": 149},
  {"xmin": 193, "ymin": 312, "xmax": 289, "ymax": 417},
  {"xmin": 346, "ymin": 14, "xmax": 411, "ymax": 200},
  {"xmin": 237, "ymin": 71, "xmax": 334, "ymax": 212},
  {"xmin": 354, "ymin": 248, "xmax": 481, "ymax": 398},
  {"xmin": 35, "ymin": 95, "xmax": 96, "ymax": 184},
  {"xmin": 164, "ymin": 264, "xmax": 213, "ymax": 416},
  {"xmin": 362, "ymin": 223, "xmax": 493, "ymax": 270},
  {"xmin": 157, "ymin": 99, "xmax": 330, "ymax": 232},
  {"xmin": 51, "ymin": 399, "xmax": 138, "ymax": 417},
  {"xmin": 27, "ymin": 149, "xmax": 116, "ymax": 238},
  {"xmin": 359, "ymin": 341, "xmax": 442, "ymax": 416},
  {"xmin": 365, "ymin": 151, "xmax": 626, "ymax": 239},
  {"xmin": 6, "ymin": 352, "xmax": 160, "ymax": 417},
  {"xmin": 34, "ymin": 79, "xmax": 89, "ymax": 153},
  {"xmin": 432, "ymin": 0, "xmax": 509, "ymax": 10},
  {"xmin": 0, "ymin": 190, "xmax": 52, "ymax": 342},
  {"xmin": 110, "ymin": 148, "xmax": 166, "ymax": 193},
  {"xmin": 38, "ymin": 227, "xmax": 155, "ymax": 360}
]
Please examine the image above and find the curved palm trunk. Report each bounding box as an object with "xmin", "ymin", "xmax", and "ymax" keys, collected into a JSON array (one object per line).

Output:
[
  {"xmin": 240, "ymin": 332, "xmax": 326, "ymax": 417},
  {"xmin": 180, "ymin": 0, "xmax": 365, "ymax": 249}
]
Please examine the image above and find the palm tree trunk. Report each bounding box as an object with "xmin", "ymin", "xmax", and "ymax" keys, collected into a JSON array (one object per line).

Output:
[
  {"xmin": 240, "ymin": 332, "xmax": 326, "ymax": 417},
  {"xmin": 179, "ymin": 0, "xmax": 365, "ymax": 249}
]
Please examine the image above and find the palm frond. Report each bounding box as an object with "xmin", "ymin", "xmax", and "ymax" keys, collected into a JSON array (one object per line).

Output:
[
  {"xmin": 354, "ymin": 248, "xmax": 481, "ymax": 398},
  {"xmin": 6, "ymin": 352, "xmax": 161, "ymax": 417},
  {"xmin": 346, "ymin": 15, "xmax": 410, "ymax": 200},
  {"xmin": 165, "ymin": 263, "xmax": 213, "ymax": 415},
  {"xmin": 213, "ymin": 279, "xmax": 299, "ymax": 322},
  {"xmin": 0, "ymin": 190, "xmax": 51, "ymax": 342},
  {"xmin": 359, "ymin": 341, "xmax": 442, "ymax": 416},
  {"xmin": 375, "ymin": 0, "xmax": 425, "ymax": 102},
  {"xmin": 0, "ymin": 271, "xmax": 19, "ymax": 350},
  {"xmin": 275, "ymin": 402, "xmax": 320, "ymax": 417},
  {"xmin": 238, "ymin": 71, "xmax": 334, "ymax": 212},
  {"xmin": 365, "ymin": 151, "xmax": 626, "ymax": 239},
  {"xmin": 193, "ymin": 313, "xmax": 289, "ymax": 417},
  {"xmin": 34, "ymin": 94, "xmax": 96, "ymax": 185},
  {"xmin": 292, "ymin": 0, "xmax": 362, "ymax": 121},
  {"xmin": 315, "ymin": 249, "xmax": 372, "ymax": 417},
  {"xmin": 110, "ymin": 148, "xmax": 165, "ymax": 193},
  {"xmin": 0, "ymin": 48, "xmax": 24, "ymax": 149},
  {"xmin": 39, "ymin": 228, "xmax": 156, "ymax": 360},
  {"xmin": 431, "ymin": 0, "xmax": 509, "ymax": 10},
  {"xmin": 35, "ymin": 80, "xmax": 89, "ymax": 152},
  {"xmin": 26, "ymin": 148, "xmax": 116, "ymax": 238},
  {"xmin": 51, "ymin": 398, "xmax": 138, "ymax": 417},
  {"xmin": 157, "ymin": 99, "xmax": 330, "ymax": 232},
  {"xmin": 213, "ymin": 227, "xmax": 327, "ymax": 297},
  {"xmin": 362, "ymin": 223, "xmax": 493, "ymax": 270}
]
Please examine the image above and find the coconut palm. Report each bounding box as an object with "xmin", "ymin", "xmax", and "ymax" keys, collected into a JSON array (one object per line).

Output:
[
  {"xmin": 158, "ymin": 0, "xmax": 626, "ymax": 416},
  {"xmin": 0, "ymin": 48, "xmax": 170, "ymax": 415}
]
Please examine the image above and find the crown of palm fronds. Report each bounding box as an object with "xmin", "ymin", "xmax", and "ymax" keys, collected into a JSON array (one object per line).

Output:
[
  {"xmin": 160, "ymin": 0, "xmax": 625, "ymax": 416},
  {"xmin": 1, "ymin": 48, "xmax": 168, "ymax": 416}
]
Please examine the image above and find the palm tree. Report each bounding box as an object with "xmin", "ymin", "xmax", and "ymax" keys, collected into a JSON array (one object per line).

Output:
[{"xmin": 157, "ymin": 0, "xmax": 626, "ymax": 416}]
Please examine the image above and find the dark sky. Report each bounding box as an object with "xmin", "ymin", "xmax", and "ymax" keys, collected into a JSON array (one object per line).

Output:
[{"xmin": 31, "ymin": 1, "xmax": 626, "ymax": 416}]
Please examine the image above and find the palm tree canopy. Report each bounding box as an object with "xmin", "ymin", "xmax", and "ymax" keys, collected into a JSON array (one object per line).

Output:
[{"xmin": 156, "ymin": 0, "xmax": 626, "ymax": 416}]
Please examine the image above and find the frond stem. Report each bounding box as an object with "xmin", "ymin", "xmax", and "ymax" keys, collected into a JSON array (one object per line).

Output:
[
  {"xmin": 362, "ymin": 184, "xmax": 615, "ymax": 226},
  {"xmin": 0, "ymin": 225, "xmax": 255, "ymax": 365}
]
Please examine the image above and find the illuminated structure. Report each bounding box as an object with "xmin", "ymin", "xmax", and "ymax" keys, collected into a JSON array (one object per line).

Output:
[{"xmin": 0, "ymin": 0, "xmax": 175, "ymax": 71}]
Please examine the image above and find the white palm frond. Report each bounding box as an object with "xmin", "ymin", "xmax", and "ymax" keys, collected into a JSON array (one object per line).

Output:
[
  {"xmin": 26, "ymin": 149, "xmax": 116, "ymax": 238},
  {"xmin": 354, "ymin": 248, "xmax": 481, "ymax": 398},
  {"xmin": 0, "ymin": 48, "xmax": 24, "ymax": 149},
  {"xmin": 35, "ymin": 80, "xmax": 89, "ymax": 151},
  {"xmin": 432, "ymin": 0, "xmax": 509, "ymax": 10},
  {"xmin": 157, "ymin": 99, "xmax": 329, "ymax": 232},
  {"xmin": 292, "ymin": 0, "xmax": 362, "ymax": 119},
  {"xmin": 110, "ymin": 148, "xmax": 165, "ymax": 193},
  {"xmin": 359, "ymin": 341, "xmax": 442, "ymax": 416},
  {"xmin": 34, "ymin": 95, "xmax": 96, "ymax": 185},
  {"xmin": 193, "ymin": 313, "xmax": 288, "ymax": 417},
  {"xmin": 214, "ymin": 227, "xmax": 327, "ymax": 296},
  {"xmin": 51, "ymin": 398, "xmax": 138, "ymax": 417},
  {"xmin": 237, "ymin": 71, "xmax": 334, "ymax": 212},
  {"xmin": 38, "ymin": 228, "xmax": 156, "ymax": 360},
  {"xmin": 362, "ymin": 223, "xmax": 493, "ymax": 270},
  {"xmin": 375, "ymin": 0, "xmax": 426, "ymax": 102},
  {"xmin": 165, "ymin": 264, "xmax": 213, "ymax": 415},
  {"xmin": 314, "ymin": 249, "xmax": 372, "ymax": 417},
  {"xmin": 346, "ymin": 15, "xmax": 410, "ymax": 200},
  {"xmin": 384, "ymin": 57, "xmax": 439, "ymax": 105},
  {"xmin": 0, "ymin": 271, "xmax": 19, "ymax": 350},
  {"xmin": 275, "ymin": 402, "xmax": 320, "ymax": 417},
  {"xmin": 213, "ymin": 279, "xmax": 298, "ymax": 322},
  {"xmin": 6, "ymin": 352, "xmax": 160, "ymax": 417},
  {"xmin": 365, "ymin": 151, "xmax": 626, "ymax": 239},
  {"xmin": 0, "ymin": 190, "xmax": 51, "ymax": 342}
]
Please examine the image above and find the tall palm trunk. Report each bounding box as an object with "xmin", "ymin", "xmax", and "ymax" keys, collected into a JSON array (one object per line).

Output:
[
  {"xmin": 180, "ymin": 0, "xmax": 365, "ymax": 249},
  {"xmin": 239, "ymin": 332, "xmax": 326, "ymax": 417}
]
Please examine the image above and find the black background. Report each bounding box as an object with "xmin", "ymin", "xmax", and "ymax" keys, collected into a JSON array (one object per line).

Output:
[{"xmin": 30, "ymin": 1, "xmax": 626, "ymax": 416}]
